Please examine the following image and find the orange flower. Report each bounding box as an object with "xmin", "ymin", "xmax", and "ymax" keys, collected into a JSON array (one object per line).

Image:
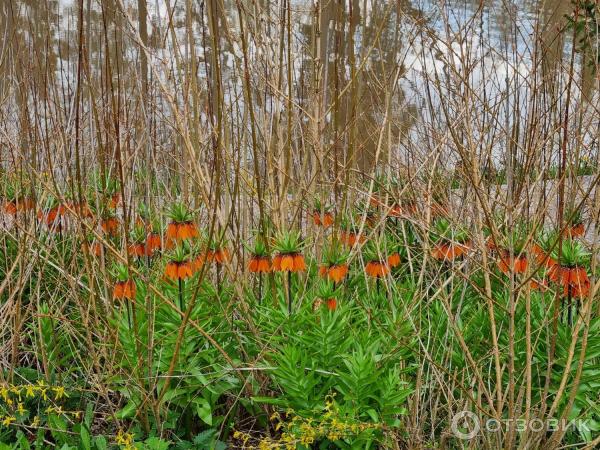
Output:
[
  {"xmin": 166, "ymin": 223, "xmax": 183, "ymax": 240},
  {"xmin": 326, "ymin": 298, "xmax": 337, "ymax": 311},
  {"xmin": 319, "ymin": 264, "xmax": 349, "ymax": 283},
  {"xmin": 164, "ymin": 236, "xmax": 176, "ymax": 250},
  {"xmin": 275, "ymin": 253, "xmax": 306, "ymax": 272},
  {"xmin": 91, "ymin": 242, "xmax": 103, "ymax": 257},
  {"xmin": 164, "ymin": 261, "xmax": 194, "ymax": 280},
  {"xmin": 530, "ymin": 279, "xmax": 548, "ymax": 292},
  {"xmin": 498, "ymin": 253, "xmax": 528, "ymax": 274},
  {"xmin": 548, "ymin": 265, "xmax": 566, "ymax": 284},
  {"xmin": 4, "ymin": 201, "xmax": 17, "ymax": 215},
  {"xmin": 551, "ymin": 266, "xmax": 590, "ymax": 297},
  {"xmin": 365, "ymin": 261, "xmax": 389, "ymax": 278},
  {"xmin": 166, "ymin": 222, "xmax": 199, "ymax": 241},
  {"xmin": 563, "ymin": 223, "xmax": 585, "ymax": 238},
  {"xmin": 565, "ymin": 282, "xmax": 590, "ymax": 298},
  {"xmin": 313, "ymin": 212, "xmax": 334, "ymax": 228},
  {"xmin": 280, "ymin": 254, "xmax": 295, "ymax": 271},
  {"xmin": 340, "ymin": 231, "xmax": 364, "ymax": 247},
  {"xmin": 109, "ymin": 193, "xmax": 120, "ymax": 209},
  {"xmin": 531, "ymin": 244, "xmax": 544, "ymax": 259},
  {"xmin": 329, "ymin": 264, "xmax": 348, "ymax": 282},
  {"xmin": 47, "ymin": 208, "xmax": 59, "ymax": 225},
  {"xmin": 531, "ymin": 244, "xmax": 555, "ymax": 268},
  {"xmin": 145, "ymin": 233, "xmax": 161, "ymax": 255},
  {"xmin": 38, "ymin": 207, "xmax": 61, "ymax": 226},
  {"xmin": 249, "ymin": 256, "xmax": 271, "ymax": 273},
  {"xmin": 387, "ymin": 252, "xmax": 401, "ymax": 268},
  {"xmin": 432, "ymin": 242, "xmax": 469, "ymax": 261},
  {"xmin": 388, "ymin": 204, "xmax": 402, "ymax": 217},
  {"xmin": 113, "ymin": 283, "xmax": 123, "ymax": 299},
  {"xmin": 129, "ymin": 243, "xmax": 145, "ymax": 258},
  {"xmin": 293, "ymin": 254, "xmax": 307, "ymax": 271},
  {"xmin": 486, "ymin": 237, "xmax": 499, "ymax": 252},
  {"xmin": 113, "ymin": 280, "xmax": 136, "ymax": 300},
  {"xmin": 568, "ymin": 267, "xmax": 589, "ymax": 285},
  {"xmin": 432, "ymin": 244, "xmax": 448, "ymax": 260},
  {"xmin": 191, "ymin": 254, "xmax": 205, "ymax": 272},
  {"xmin": 101, "ymin": 217, "xmax": 119, "ymax": 235},
  {"xmin": 213, "ymin": 248, "xmax": 230, "ymax": 264}
]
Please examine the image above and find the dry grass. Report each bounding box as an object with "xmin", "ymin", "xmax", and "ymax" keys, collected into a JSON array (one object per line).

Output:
[{"xmin": 0, "ymin": 0, "xmax": 599, "ymax": 448}]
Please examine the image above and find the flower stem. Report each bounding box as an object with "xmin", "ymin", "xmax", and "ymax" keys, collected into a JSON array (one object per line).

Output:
[
  {"xmin": 178, "ymin": 278, "xmax": 184, "ymax": 312},
  {"xmin": 287, "ymin": 271, "xmax": 292, "ymax": 315},
  {"xmin": 567, "ymin": 292, "xmax": 572, "ymax": 326},
  {"xmin": 258, "ymin": 273, "xmax": 262, "ymax": 304}
]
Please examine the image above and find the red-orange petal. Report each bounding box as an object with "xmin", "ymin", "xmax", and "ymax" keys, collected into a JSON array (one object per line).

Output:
[
  {"xmin": 280, "ymin": 254, "xmax": 295, "ymax": 272},
  {"xmin": 166, "ymin": 223, "xmax": 179, "ymax": 239},
  {"xmin": 258, "ymin": 258, "xmax": 271, "ymax": 273},
  {"xmin": 165, "ymin": 263, "xmax": 178, "ymax": 280},
  {"xmin": 388, "ymin": 252, "xmax": 401, "ymax": 267},
  {"xmin": 312, "ymin": 212, "xmax": 322, "ymax": 226},
  {"xmin": 326, "ymin": 298, "xmax": 337, "ymax": 311},
  {"xmin": 293, "ymin": 254, "xmax": 306, "ymax": 272},
  {"xmin": 4, "ymin": 201, "xmax": 17, "ymax": 215},
  {"xmin": 248, "ymin": 258, "xmax": 259, "ymax": 272},
  {"xmin": 323, "ymin": 213, "xmax": 334, "ymax": 228},
  {"xmin": 113, "ymin": 282, "xmax": 124, "ymax": 299}
]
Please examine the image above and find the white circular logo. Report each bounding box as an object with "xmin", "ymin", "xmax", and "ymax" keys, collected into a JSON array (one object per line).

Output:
[{"xmin": 451, "ymin": 411, "xmax": 480, "ymax": 440}]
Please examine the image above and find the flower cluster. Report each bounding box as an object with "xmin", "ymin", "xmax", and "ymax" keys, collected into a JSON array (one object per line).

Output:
[
  {"xmin": 0, "ymin": 381, "xmax": 78, "ymax": 430},
  {"xmin": 232, "ymin": 396, "xmax": 383, "ymax": 448},
  {"xmin": 115, "ymin": 429, "xmax": 136, "ymax": 450}
]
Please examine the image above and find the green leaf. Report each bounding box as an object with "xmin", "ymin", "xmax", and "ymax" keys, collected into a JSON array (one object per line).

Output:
[
  {"xmin": 251, "ymin": 396, "xmax": 289, "ymax": 407},
  {"xmin": 16, "ymin": 431, "xmax": 31, "ymax": 450},
  {"xmin": 93, "ymin": 436, "xmax": 107, "ymax": 450},
  {"xmin": 115, "ymin": 401, "xmax": 137, "ymax": 420},
  {"xmin": 144, "ymin": 437, "xmax": 170, "ymax": 450},
  {"xmin": 365, "ymin": 409, "xmax": 379, "ymax": 422},
  {"xmin": 195, "ymin": 399, "xmax": 213, "ymax": 426},
  {"xmin": 80, "ymin": 426, "xmax": 91, "ymax": 450}
]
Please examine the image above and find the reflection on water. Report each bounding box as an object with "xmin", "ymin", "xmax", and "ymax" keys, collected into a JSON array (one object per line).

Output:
[{"xmin": 0, "ymin": 0, "xmax": 591, "ymax": 174}]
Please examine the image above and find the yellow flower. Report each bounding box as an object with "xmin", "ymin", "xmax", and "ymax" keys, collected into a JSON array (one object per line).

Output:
[
  {"xmin": 1, "ymin": 415, "xmax": 16, "ymax": 427},
  {"xmin": 115, "ymin": 429, "xmax": 135, "ymax": 447},
  {"xmin": 31, "ymin": 416, "xmax": 40, "ymax": 427},
  {"xmin": 9, "ymin": 385, "xmax": 22, "ymax": 399},
  {"xmin": 25, "ymin": 385, "xmax": 36, "ymax": 398},
  {"xmin": 53, "ymin": 386, "xmax": 66, "ymax": 400},
  {"xmin": 16, "ymin": 403, "xmax": 26, "ymax": 415},
  {"xmin": 0, "ymin": 386, "xmax": 8, "ymax": 402}
]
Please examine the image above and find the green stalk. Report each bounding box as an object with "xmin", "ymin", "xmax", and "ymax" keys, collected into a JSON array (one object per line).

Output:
[
  {"xmin": 178, "ymin": 278, "xmax": 184, "ymax": 312},
  {"xmin": 287, "ymin": 271, "xmax": 292, "ymax": 315}
]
